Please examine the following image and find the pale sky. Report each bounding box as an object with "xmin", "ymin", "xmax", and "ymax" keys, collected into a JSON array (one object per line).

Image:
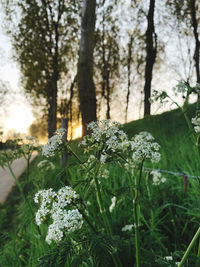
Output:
[{"xmin": 0, "ymin": 15, "xmax": 34, "ymax": 136}]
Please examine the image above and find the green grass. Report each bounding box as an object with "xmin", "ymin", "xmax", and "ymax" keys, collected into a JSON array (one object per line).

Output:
[{"xmin": 0, "ymin": 103, "xmax": 200, "ymax": 267}]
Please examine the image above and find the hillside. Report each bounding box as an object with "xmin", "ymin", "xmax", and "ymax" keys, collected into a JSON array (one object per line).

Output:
[
  {"xmin": 0, "ymin": 103, "xmax": 200, "ymax": 267},
  {"xmin": 124, "ymin": 103, "xmax": 198, "ymax": 175}
]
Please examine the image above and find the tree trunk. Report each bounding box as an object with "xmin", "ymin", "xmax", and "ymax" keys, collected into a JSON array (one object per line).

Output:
[
  {"xmin": 47, "ymin": 20, "xmax": 59, "ymax": 138},
  {"xmin": 48, "ymin": 87, "xmax": 57, "ymax": 138},
  {"xmin": 190, "ymin": 0, "xmax": 200, "ymax": 84},
  {"xmin": 125, "ymin": 35, "xmax": 133, "ymax": 123},
  {"xmin": 144, "ymin": 0, "xmax": 157, "ymax": 116},
  {"xmin": 78, "ymin": 0, "xmax": 97, "ymax": 136}
]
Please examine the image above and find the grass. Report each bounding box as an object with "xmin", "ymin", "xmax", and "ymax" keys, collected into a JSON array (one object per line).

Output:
[{"xmin": 0, "ymin": 103, "xmax": 200, "ymax": 266}]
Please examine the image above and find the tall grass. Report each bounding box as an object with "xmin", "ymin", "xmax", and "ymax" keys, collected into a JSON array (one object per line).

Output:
[{"xmin": 0, "ymin": 103, "xmax": 200, "ymax": 266}]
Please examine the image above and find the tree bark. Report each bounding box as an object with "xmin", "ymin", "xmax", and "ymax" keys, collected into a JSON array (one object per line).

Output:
[
  {"xmin": 190, "ymin": 0, "xmax": 200, "ymax": 84},
  {"xmin": 78, "ymin": 0, "xmax": 97, "ymax": 136},
  {"xmin": 144, "ymin": 0, "xmax": 157, "ymax": 116}
]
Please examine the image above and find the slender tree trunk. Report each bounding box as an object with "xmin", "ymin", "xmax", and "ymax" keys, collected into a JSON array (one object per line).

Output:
[
  {"xmin": 125, "ymin": 35, "xmax": 133, "ymax": 123},
  {"xmin": 47, "ymin": 19, "xmax": 60, "ymax": 138},
  {"xmin": 190, "ymin": 0, "xmax": 200, "ymax": 84},
  {"xmin": 106, "ymin": 71, "xmax": 111, "ymax": 119},
  {"xmin": 78, "ymin": 0, "xmax": 97, "ymax": 136},
  {"xmin": 48, "ymin": 84, "xmax": 57, "ymax": 138},
  {"xmin": 144, "ymin": 0, "xmax": 157, "ymax": 116}
]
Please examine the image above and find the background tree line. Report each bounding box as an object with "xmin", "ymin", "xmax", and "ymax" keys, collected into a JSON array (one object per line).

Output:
[{"xmin": 1, "ymin": 0, "xmax": 199, "ymax": 138}]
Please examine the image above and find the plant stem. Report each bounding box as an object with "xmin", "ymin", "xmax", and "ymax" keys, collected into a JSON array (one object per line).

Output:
[
  {"xmin": 8, "ymin": 164, "xmax": 24, "ymax": 195},
  {"xmin": 133, "ymin": 163, "xmax": 143, "ymax": 267},
  {"xmin": 94, "ymin": 163, "xmax": 122, "ymax": 267},
  {"xmin": 128, "ymin": 163, "xmax": 142, "ymax": 267},
  {"xmin": 178, "ymin": 226, "xmax": 200, "ymax": 267},
  {"xmin": 77, "ymin": 206, "xmax": 98, "ymax": 234},
  {"xmin": 67, "ymin": 144, "xmax": 83, "ymax": 164},
  {"xmin": 8, "ymin": 164, "xmax": 35, "ymax": 217}
]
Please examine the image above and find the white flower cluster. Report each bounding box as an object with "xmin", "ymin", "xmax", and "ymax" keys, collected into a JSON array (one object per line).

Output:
[
  {"xmin": 129, "ymin": 132, "xmax": 161, "ymax": 163},
  {"xmin": 109, "ymin": 196, "xmax": 116, "ymax": 213},
  {"xmin": 21, "ymin": 136, "xmax": 39, "ymax": 153},
  {"xmin": 164, "ymin": 256, "xmax": 180, "ymax": 266},
  {"xmin": 34, "ymin": 186, "xmax": 83, "ymax": 244},
  {"xmin": 151, "ymin": 170, "xmax": 166, "ymax": 185},
  {"xmin": 81, "ymin": 120, "xmax": 129, "ymax": 154},
  {"xmin": 42, "ymin": 128, "xmax": 66, "ymax": 157},
  {"xmin": 192, "ymin": 116, "xmax": 200, "ymax": 134},
  {"xmin": 121, "ymin": 224, "xmax": 134, "ymax": 232},
  {"xmin": 173, "ymin": 80, "xmax": 187, "ymax": 95}
]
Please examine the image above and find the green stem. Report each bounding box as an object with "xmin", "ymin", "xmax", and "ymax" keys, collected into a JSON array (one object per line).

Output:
[
  {"xmin": 77, "ymin": 206, "xmax": 98, "ymax": 234},
  {"xmin": 94, "ymin": 163, "xmax": 122, "ymax": 267},
  {"xmin": 8, "ymin": 165, "xmax": 24, "ymax": 195},
  {"xmin": 196, "ymin": 238, "xmax": 200, "ymax": 266},
  {"xmin": 8, "ymin": 164, "xmax": 35, "ymax": 217},
  {"xmin": 128, "ymin": 163, "xmax": 142, "ymax": 267},
  {"xmin": 145, "ymin": 173, "xmax": 154, "ymax": 231},
  {"xmin": 67, "ymin": 144, "xmax": 83, "ymax": 164},
  {"xmin": 134, "ymin": 162, "xmax": 143, "ymax": 267},
  {"xmin": 178, "ymin": 226, "xmax": 200, "ymax": 267}
]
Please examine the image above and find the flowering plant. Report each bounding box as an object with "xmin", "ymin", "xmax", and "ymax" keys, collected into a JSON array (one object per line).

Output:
[{"xmin": 34, "ymin": 186, "xmax": 83, "ymax": 244}]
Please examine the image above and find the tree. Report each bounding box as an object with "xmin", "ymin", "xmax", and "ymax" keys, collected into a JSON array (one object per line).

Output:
[
  {"xmin": 94, "ymin": 0, "xmax": 120, "ymax": 120},
  {"xmin": 189, "ymin": 0, "xmax": 200, "ymax": 85},
  {"xmin": 144, "ymin": 0, "xmax": 157, "ymax": 116},
  {"xmin": 166, "ymin": 0, "xmax": 200, "ymax": 85},
  {"xmin": 3, "ymin": 0, "xmax": 79, "ymax": 138},
  {"xmin": 77, "ymin": 0, "xmax": 97, "ymax": 136}
]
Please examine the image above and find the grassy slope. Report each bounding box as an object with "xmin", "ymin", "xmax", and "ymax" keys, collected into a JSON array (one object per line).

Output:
[
  {"xmin": 0, "ymin": 103, "xmax": 199, "ymax": 266},
  {"xmin": 124, "ymin": 103, "xmax": 198, "ymax": 174}
]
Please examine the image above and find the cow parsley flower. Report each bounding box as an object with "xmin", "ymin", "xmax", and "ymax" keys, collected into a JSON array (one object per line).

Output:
[
  {"xmin": 34, "ymin": 186, "xmax": 83, "ymax": 244},
  {"xmin": 151, "ymin": 170, "xmax": 166, "ymax": 185},
  {"xmin": 42, "ymin": 128, "xmax": 66, "ymax": 157},
  {"xmin": 81, "ymin": 120, "xmax": 129, "ymax": 154},
  {"xmin": 192, "ymin": 116, "xmax": 200, "ymax": 134},
  {"xmin": 129, "ymin": 132, "xmax": 161, "ymax": 163},
  {"xmin": 173, "ymin": 80, "xmax": 187, "ymax": 95},
  {"xmin": 122, "ymin": 224, "xmax": 134, "ymax": 232}
]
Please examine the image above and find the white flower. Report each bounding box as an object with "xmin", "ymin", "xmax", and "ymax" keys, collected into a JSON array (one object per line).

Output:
[
  {"xmin": 192, "ymin": 116, "xmax": 200, "ymax": 133},
  {"xmin": 42, "ymin": 128, "xmax": 65, "ymax": 157},
  {"xmin": 46, "ymin": 224, "xmax": 63, "ymax": 244},
  {"xmin": 56, "ymin": 186, "xmax": 79, "ymax": 208},
  {"xmin": 55, "ymin": 128, "xmax": 66, "ymax": 136},
  {"xmin": 122, "ymin": 224, "xmax": 134, "ymax": 232},
  {"xmin": 164, "ymin": 256, "xmax": 173, "ymax": 261},
  {"xmin": 130, "ymin": 132, "xmax": 161, "ymax": 163},
  {"xmin": 151, "ymin": 170, "xmax": 166, "ymax": 185},
  {"xmin": 109, "ymin": 196, "xmax": 116, "ymax": 213},
  {"xmin": 34, "ymin": 186, "xmax": 83, "ymax": 244},
  {"xmin": 100, "ymin": 154, "xmax": 107, "ymax": 164},
  {"xmin": 173, "ymin": 80, "xmax": 187, "ymax": 95},
  {"xmin": 81, "ymin": 120, "xmax": 129, "ymax": 154}
]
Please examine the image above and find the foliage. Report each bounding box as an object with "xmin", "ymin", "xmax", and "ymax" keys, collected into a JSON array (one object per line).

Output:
[{"xmin": 0, "ymin": 85, "xmax": 200, "ymax": 266}]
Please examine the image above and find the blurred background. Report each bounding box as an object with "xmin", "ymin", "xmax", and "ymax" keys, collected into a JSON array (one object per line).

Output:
[{"xmin": 0, "ymin": 0, "xmax": 199, "ymax": 141}]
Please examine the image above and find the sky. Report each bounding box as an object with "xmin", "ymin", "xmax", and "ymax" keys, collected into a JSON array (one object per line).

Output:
[{"xmin": 0, "ymin": 22, "xmax": 34, "ymax": 136}]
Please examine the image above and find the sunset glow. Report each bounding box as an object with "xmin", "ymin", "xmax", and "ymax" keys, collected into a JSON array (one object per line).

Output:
[
  {"xmin": 73, "ymin": 125, "xmax": 82, "ymax": 139},
  {"xmin": 4, "ymin": 105, "xmax": 34, "ymax": 135}
]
